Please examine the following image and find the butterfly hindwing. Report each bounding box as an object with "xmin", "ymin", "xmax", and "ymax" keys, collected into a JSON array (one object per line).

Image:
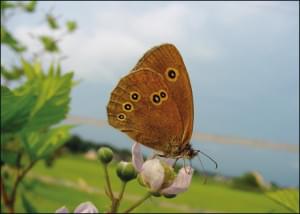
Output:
[{"xmin": 107, "ymin": 68, "xmax": 183, "ymax": 153}]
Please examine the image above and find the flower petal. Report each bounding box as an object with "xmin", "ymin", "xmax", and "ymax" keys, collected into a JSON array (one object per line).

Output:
[
  {"xmin": 55, "ymin": 206, "xmax": 69, "ymax": 213},
  {"xmin": 141, "ymin": 159, "xmax": 165, "ymax": 191},
  {"xmin": 158, "ymin": 156, "xmax": 175, "ymax": 167},
  {"xmin": 161, "ymin": 166, "xmax": 194, "ymax": 195},
  {"xmin": 74, "ymin": 201, "xmax": 98, "ymax": 213},
  {"xmin": 132, "ymin": 143, "xmax": 144, "ymax": 172}
]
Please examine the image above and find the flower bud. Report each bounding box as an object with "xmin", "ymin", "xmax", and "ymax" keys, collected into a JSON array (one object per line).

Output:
[
  {"xmin": 116, "ymin": 161, "xmax": 137, "ymax": 182},
  {"xmin": 97, "ymin": 147, "xmax": 113, "ymax": 164}
]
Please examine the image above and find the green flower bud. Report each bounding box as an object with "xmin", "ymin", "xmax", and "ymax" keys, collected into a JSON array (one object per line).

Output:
[
  {"xmin": 97, "ymin": 147, "xmax": 113, "ymax": 164},
  {"xmin": 163, "ymin": 193, "xmax": 177, "ymax": 199},
  {"xmin": 116, "ymin": 161, "xmax": 137, "ymax": 182}
]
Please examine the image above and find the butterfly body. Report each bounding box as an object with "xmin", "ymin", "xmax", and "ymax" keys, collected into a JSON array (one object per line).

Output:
[{"xmin": 107, "ymin": 44, "xmax": 196, "ymax": 159}]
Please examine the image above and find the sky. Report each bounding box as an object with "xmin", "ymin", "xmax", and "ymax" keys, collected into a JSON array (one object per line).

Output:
[{"xmin": 1, "ymin": 1, "xmax": 299, "ymax": 186}]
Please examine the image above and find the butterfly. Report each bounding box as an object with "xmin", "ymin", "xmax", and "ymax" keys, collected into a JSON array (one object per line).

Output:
[{"xmin": 107, "ymin": 43, "xmax": 202, "ymax": 161}]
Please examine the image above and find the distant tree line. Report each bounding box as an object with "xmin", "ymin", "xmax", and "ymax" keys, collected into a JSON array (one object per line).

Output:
[{"xmin": 63, "ymin": 135, "xmax": 132, "ymax": 161}]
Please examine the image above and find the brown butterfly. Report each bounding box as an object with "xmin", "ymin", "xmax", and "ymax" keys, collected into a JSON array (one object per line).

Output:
[{"xmin": 107, "ymin": 43, "xmax": 209, "ymax": 162}]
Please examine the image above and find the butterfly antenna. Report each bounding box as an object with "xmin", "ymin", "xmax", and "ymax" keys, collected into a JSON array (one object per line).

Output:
[
  {"xmin": 197, "ymin": 154, "xmax": 208, "ymax": 184},
  {"xmin": 196, "ymin": 150, "xmax": 218, "ymax": 169}
]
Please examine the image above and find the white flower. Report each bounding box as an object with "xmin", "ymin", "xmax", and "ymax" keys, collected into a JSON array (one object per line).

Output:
[
  {"xmin": 55, "ymin": 201, "xmax": 98, "ymax": 213},
  {"xmin": 132, "ymin": 143, "xmax": 194, "ymax": 195}
]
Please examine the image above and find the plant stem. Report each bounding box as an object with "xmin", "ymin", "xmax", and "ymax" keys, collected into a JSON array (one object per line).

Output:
[
  {"xmin": 112, "ymin": 181, "xmax": 127, "ymax": 213},
  {"xmin": 0, "ymin": 176, "xmax": 13, "ymax": 214},
  {"xmin": 123, "ymin": 192, "xmax": 152, "ymax": 213},
  {"xmin": 103, "ymin": 164, "xmax": 114, "ymax": 199},
  {"xmin": 8, "ymin": 160, "xmax": 37, "ymax": 213}
]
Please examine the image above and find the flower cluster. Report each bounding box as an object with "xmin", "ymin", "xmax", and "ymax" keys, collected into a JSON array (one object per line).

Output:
[{"xmin": 55, "ymin": 143, "xmax": 194, "ymax": 213}]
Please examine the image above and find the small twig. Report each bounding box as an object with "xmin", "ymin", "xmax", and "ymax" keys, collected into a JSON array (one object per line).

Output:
[
  {"xmin": 123, "ymin": 192, "xmax": 152, "ymax": 213},
  {"xmin": 112, "ymin": 181, "xmax": 127, "ymax": 213},
  {"xmin": 0, "ymin": 175, "xmax": 13, "ymax": 213},
  {"xmin": 103, "ymin": 164, "xmax": 114, "ymax": 200},
  {"xmin": 9, "ymin": 160, "xmax": 37, "ymax": 213}
]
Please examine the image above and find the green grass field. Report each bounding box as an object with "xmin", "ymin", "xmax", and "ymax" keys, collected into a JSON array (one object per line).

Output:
[{"xmin": 12, "ymin": 154, "xmax": 292, "ymax": 213}]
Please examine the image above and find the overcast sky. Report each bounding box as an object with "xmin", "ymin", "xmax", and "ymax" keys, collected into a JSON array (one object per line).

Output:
[{"xmin": 2, "ymin": 1, "xmax": 299, "ymax": 186}]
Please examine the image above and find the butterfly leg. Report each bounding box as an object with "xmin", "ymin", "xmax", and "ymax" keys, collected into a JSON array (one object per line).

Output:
[{"xmin": 172, "ymin": 158, "xmax": 179, "ymax": 168}]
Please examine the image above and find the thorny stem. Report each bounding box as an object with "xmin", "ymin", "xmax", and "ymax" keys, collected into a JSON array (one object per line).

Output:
[{"xmin": 123, "ymin": 192, "xmax": 152, "ymax": 213}]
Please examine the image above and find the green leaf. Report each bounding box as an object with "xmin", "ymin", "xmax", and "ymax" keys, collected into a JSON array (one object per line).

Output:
[
  {"xmin": 1, "ymin": 86, "xmax": 36, "ymax": 134},
  {"xmin": 1, "ymin": 1, "xmax": 16, "ymax": 10},
  {"xmin": 23, "ymin": 1, "xmax": 36, "ymax": 12},
  {"xmin": 10, "ymin": 61, "xmax": 74, "ymax": 133},
  {"xmin": 39, "ymin": 35, "xmax": 59, "ymax": 52},
  {"xmin": 1, "ymin": 27, "xmax": 26, "ymax": 52},
  {"xmin": 1, "ymin": 65, "xmax": 24, "ymax": 81},
  {"xmin": 66, "ymin": 20, "xmax": 77, "ymax": 32},
  {"xmin": 21, "ymin": 193, "xmax": 37, "ymax": 213},
  {"xmin": 1, "ymin": 149, "xmax": 19, "ymax": 166},
  {"xmin": 22, "ymin": 125, "xmax": 73, "ymax": 160},
  {"xmin": 266, "ymin": 188, "xmax": 299, "ymax": 213},
  {"xmin": 46, "ymin": 14, "xmax": 59, "ymax": 29},
  {"xmin": 24, "ymin": 73, "xmax": 74, "ymax": 132},
  {"xmin": 21, "ymin": 58, "xmax": 40, "ymax": 80}
]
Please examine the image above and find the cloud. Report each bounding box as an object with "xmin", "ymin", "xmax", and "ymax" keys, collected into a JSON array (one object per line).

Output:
[
  {"xmin": 7, "ymin": 1, "xmax": 298, "ymax": 85},
  {"xmin": 59, "ymin": 3, "xmax": 191, "ymax": 83}
]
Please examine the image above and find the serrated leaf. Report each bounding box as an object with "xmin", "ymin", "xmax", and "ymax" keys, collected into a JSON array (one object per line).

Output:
[
  {"xmin": 266, "ymin": 188, "xmax": 299, "ymax": 213},
  {"xmin": 46, "ymin": 14, "xmax": 59, "ymax": 29},
  {"xmin": 21, "ymin": 193, "xmax": 37, "ymax": 213},
  {"xmin": 22, "ymin": 125, "xmax": 73, "ymax": 160},
  {"xmin": 10, "ymin": 62, "xmax": 74, "ymax": 133},
  {"xmin": 1, "ymin": 27, "xmax": 26, "ymax": 52},
  {"xmin": 23, "ymin": 72, "xmax": 74, "ymax": 132},
  {"xmin": 39, "ymin": 35, "xmax": 59, "ymax": 52},
  {"xmin": 66, "ymin": 20, "xmax": 77, "ymax": 32},
  {"xmin": 1, "ymin": 86, "xmax": 36, "ymax": 133}
]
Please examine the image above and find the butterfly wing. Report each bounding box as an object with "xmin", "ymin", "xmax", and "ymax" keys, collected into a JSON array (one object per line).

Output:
[
  {"xmin": 107, "ymin": 68, "xmax": 183, "ymax": 155},
  {"xmin": 132, "ymin": 44, "xmax": 194, "ymax": 146}
]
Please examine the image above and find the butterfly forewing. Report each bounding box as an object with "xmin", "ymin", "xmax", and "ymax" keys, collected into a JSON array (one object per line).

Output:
[{"xmin": 132, "ymin": 44, "xmax": 194, "ymax": 146}]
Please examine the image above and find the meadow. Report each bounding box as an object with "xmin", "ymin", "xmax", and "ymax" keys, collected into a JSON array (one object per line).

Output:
[{"xmin": 13, "ymin": 154, "xmax": 291, "ymax": 213}]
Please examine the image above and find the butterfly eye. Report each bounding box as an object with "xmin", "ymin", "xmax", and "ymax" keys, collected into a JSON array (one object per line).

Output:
[
  {"xmin": 117, "ymin": 113, "xmax": 126, "ymax": 121},
  {"xmin": 150, "ymin": 93, "xmax": 161, "ymax": 105},
  {"xmin": 130, "ymin": 91, "xmax": 141, "ymax": 102},
  {"xmin": 122, "ymin": 102, "xmax": 134, "ymax": 112},
  {"xmin": 165, "ymin": 68, "xmax": 179, "ymax": 82},
  {"xmin": 159, "ymin": 89, "xmax": 168, "ymax": 101}
]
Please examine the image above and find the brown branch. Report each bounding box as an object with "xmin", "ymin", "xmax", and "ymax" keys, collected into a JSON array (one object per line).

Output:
[
  {"xmin": 8, "ymin": 160, "xmax": 37, "ymax": 213},
  {"xmin": 0, "ymin": 176, "xmax": 13, "ymax": 213}
]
